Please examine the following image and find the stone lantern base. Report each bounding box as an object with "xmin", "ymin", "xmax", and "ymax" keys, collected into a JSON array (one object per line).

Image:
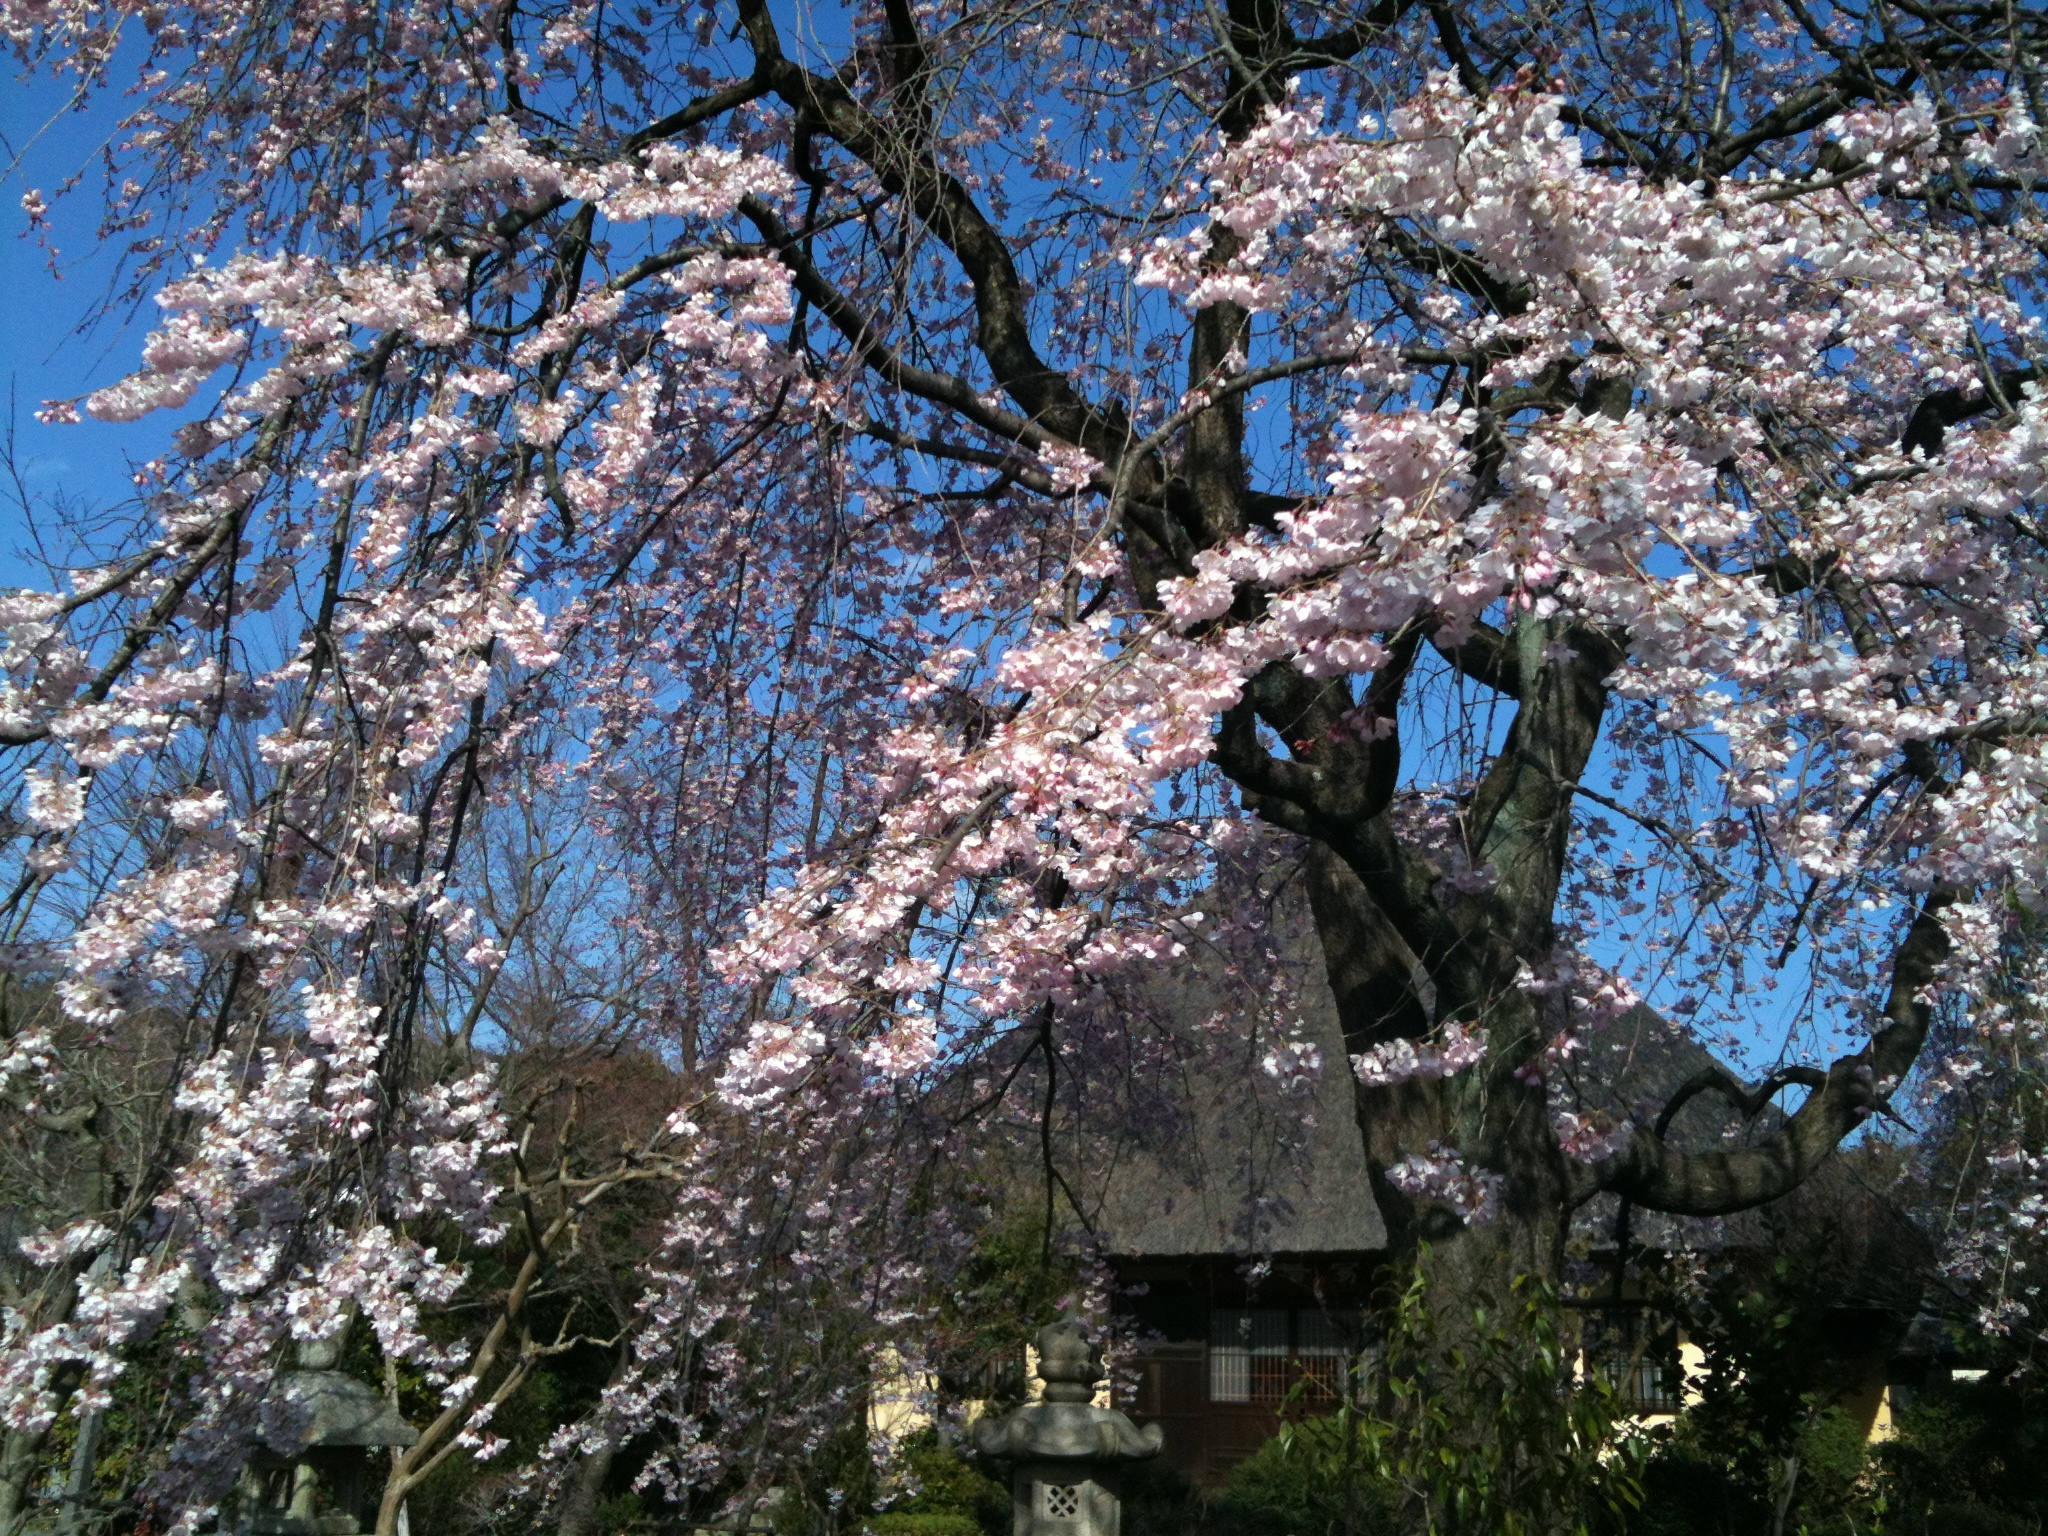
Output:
[{"xmin": 1012, "ymin": 1461, "xmax": 1125, "ymax": 1536}]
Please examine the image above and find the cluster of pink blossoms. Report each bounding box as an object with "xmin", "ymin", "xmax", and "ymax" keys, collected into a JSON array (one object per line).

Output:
[{"xmin": 4, "ymin": 0, "xmax": 2048, "ymax": 1516}]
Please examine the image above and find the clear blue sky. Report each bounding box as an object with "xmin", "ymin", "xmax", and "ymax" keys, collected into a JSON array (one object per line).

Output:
[
  {"xmin": 2, "ymin": 49, "xmax": 169, "ymax": 578},
  {"xmin": 0, "ymin": 28, "xmax": 1853, "ymax": 1095}
]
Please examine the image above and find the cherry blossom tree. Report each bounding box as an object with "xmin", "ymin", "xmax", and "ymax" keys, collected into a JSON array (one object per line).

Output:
[{"xmin": 5, "ymin": 0, "xmax": 2048, "ymax": 1528}]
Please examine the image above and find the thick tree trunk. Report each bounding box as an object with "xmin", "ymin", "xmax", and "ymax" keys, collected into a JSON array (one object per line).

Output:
[
  {"xmin": 1304, "ymin": 845, "xmax": 1570, "ymax": 1284},
  {"xmin": 57, "ymin": 1408, "xmax": 102, "ymax": 1536},
  {"xmin": 0, "ymin": 1360, "xmax": 81, "ymax": 1536},
  {"xmin": 1303, "ymin": 835, "xmax": 1585, "ymax": 1536}
]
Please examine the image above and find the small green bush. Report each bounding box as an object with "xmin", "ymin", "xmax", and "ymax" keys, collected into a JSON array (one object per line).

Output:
[
  {"xmin": 1913, "ymin": 1504, "xmax": 2033, "ymax": 1536},
  {"xmin": 596, "ymin": 1489, "xmax": 648, "ymax": 1535},
  {"xmin": 1630, "ymin": 1443, "xmax": 1761, "ymax": 1536},
  {"xmin": 1118, "ymin": 1456, "xmax": 1203, "ymax": 1536},
  {"xmin": 873, "ymin": 1429, "xmax": 1009, "ymax": 1536},
  {"xmin": 1214, "ymin": 1415, "xmax": 1394, "ymax": 1536},
  {"xmin": 866, "ymin": 1512, "xmax": 986, "ymax": 1536}
]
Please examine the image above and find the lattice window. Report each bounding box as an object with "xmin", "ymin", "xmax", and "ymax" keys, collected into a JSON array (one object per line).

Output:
[
  {"xmin": 1209, "ymin": 1308, "xmax": 1363, "ymax": 1404},
  {"xmin": 1208, "ymin": 1308, "xmax": 1285, "ymax": 1402},
  {"xmin": 1040, "ymin": 1483, "xmax": 1081, "ymax": 1520},
  {"xmin": 1294, "ymin": 1310, "xmax": 1361, "ymax": 1402},
  {"xmin": 1627, "ymin": 1358, "xmax": 1679, "ymax": 1414},
  {"xmin": 1583, "ymin": 1313, "xmax": 1682, "ymax": 1415}
]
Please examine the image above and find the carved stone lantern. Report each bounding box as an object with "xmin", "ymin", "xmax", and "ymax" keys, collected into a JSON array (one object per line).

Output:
[
  {"xmin": 972, "ymin": 1322, "xmax": 1161, "ymax": 1536},
  {"xmin": 236, "ymin": 1365, "xmax": 419, "ymax": 1535}
]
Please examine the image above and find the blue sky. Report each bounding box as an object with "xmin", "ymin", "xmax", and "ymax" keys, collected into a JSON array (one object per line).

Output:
[
  {"xmin": 0, "ymin": 15, "xmax": 1880, "ymax": 1101},
  {"xmin": 2, "ymin": 48, "xmax": 168, "ymax": 579}
]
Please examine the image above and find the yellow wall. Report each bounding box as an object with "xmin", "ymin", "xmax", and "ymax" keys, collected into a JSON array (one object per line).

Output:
[
  {"xmin": 1614, "ymin": 1337, "xmax": 1900, "ymax": 1445},
  {"xmin": 868, "ymin": 1348, "xmax": 935, "ymax": 1444}
]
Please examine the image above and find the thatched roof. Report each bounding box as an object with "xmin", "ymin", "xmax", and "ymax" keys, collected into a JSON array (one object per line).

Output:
[
  {"xmin": 1040, "ymin": 915, "xmax": 1920, "ymax": 1289},
  {"xmin": 1065, "ymin": 963, "xmax": 1384, "ymax": 1257}
]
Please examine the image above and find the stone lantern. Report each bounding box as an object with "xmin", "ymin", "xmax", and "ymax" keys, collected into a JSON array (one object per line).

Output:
[
  {"xmin": 236, "ymin": 1362, "xmax": 419, "ymax": 1535},
  {"xmin": 972, "ymin": 1322, "xmax": 1161, "ymax": 1536}
]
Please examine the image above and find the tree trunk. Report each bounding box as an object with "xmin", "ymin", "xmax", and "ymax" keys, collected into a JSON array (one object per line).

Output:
[
  {"xmin": 1305, "ymin": 839, "xmax": 1581, "ymax": 1535},
  {"xmin": 1769, "ymin": 1454, "xmax": 1801, "ymax": 1536},
  {"xmin": 553, "ymin": 1434, "xmax": 620, "ymax": 1536},
  {"xmin": 1304, "ymin": 846, "xmax": 1569, "ymax": 1292},
  {"xmin": 58, "ymin": 1408, "xmax": 101, "ymax": 1536},
  {"xmin": 555, "ymin": 1343, "xmax": 633, "ymax": 1536},
  {"xmin": 0, "ymin": 1362, "xmax": 82, "ymax": 1536},
  {"xmin": 0, "ymin": 1427, "xmax": 44, "ymax": 1536}
]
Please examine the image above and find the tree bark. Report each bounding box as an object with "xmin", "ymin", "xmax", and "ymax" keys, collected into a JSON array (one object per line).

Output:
[
  {"xmin": 0, "ymin": 1109, "xmax": 109, "ymax": 1536},
  {"xmin": 554, "ymin": 1343, "xmax": 632, "ymax": 1536},
  {"xmin": 57, "ymin": 1408, "xmax": 101, "ymax": 1536},
  {"xmin": 553, "ymin": 1436, "xmax": 620, "ymax": 1536}
]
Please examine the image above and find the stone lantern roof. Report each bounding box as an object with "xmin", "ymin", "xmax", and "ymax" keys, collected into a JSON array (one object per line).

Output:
[
  {"xmin": 974, "ymin": 1323, "xmax": 1162, "ymax": 1536},
  {"xmin": 261, "ymin": 1371, "xmax": 420, "ymax": 1453},
  {"xmin": 972, "ymin": 1323, "xmax": 1162, "ymax": 1464}
]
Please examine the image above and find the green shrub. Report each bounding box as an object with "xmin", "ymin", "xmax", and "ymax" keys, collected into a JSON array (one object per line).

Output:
[
  {"xmin": 596, "ymin": 1490, "xmax": 648, "ymax": 1535},
  {"xmin": 874, "ymin": 1429, "xmax": 1009, "ymax": 1536},
  {"xmin": 1911, "ymin": 1504, "xmax": 2033, "ymax": 1536},
  {"xmin": 1633, "ymin": 1405, "xmax": 1871, "ymax": 1536},
  {"xmin": 1630, "ymin": 1443, "xmax": 1761, "ymax": 1536},
  {"xmin": 1119, "ymin": 1456, "xmax": 1203, "ymax": 1536},
  {"xmin": 866, "ymin": 1512, "xmax": 986, "ymax": 1536},
  {"xmin": 1632, "ymin": 1371, "xmax": 2048, "ymax": 1535},
  {"xmin": 1206, "ymin": 1264, "xmax": 1642, "ymax": 1536},
  {"xmin": 1873, "ymin": 1377, "xmax": 2048, "ymax": 1533},
  {"xmin": 1372, "ymin": 1268, "xmax": 1645, "ymax": 1536},
  {"xmin": 1214, "ymin": 1414, "xmax": 1394, "ymax": 1536},
  {"xmin": 1791, "ymin": 1405, "xmax": 1872, "ymax": 1535}
]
